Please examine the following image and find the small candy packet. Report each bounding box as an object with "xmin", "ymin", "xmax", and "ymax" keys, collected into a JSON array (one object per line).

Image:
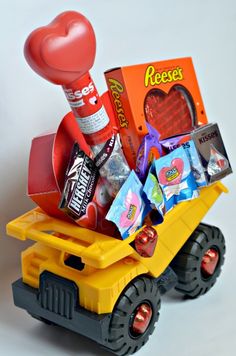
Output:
[
  {"xmin": 207, "ymin": 144, "xmax": 229, "ymax": 176},
  {"xmin": 161, "ymin": 123, "xmax": 232, "ymax": 184},
  {"xmin": 161, "ymin": 136, "xmax": 207, "ymax": 187},
  {"xmin": 154, "ymin": 146, "xmax": 199, "ymax": 211},
  {"xmin": 136, "ymin": 122, "xmax": 163, "ymax": 182},
  {"xmin": 192, "ymin": 123, "xmax": 232, "ymax": 183},
  {"xmin": 182, "ymin": 140, "xmax": 207, "ymax": 187},
  {"xmin": 106, "ymin": 170, "xmax": 151, "ymax": 239}
]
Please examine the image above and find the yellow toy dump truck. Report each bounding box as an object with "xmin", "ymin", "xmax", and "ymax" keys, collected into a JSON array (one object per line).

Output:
[{"xmin": 7, "ymin": 181, "xmax": 227, "ymax": 355}]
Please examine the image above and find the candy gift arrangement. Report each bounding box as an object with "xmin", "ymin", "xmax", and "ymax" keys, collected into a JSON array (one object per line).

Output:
[
  {"xmin": 6, "ymin": 10, "xmax": 232, "ymax": 356},
  {"xmin": 25, "ymin": 11, "xmax": 231, "ymax": 241}
]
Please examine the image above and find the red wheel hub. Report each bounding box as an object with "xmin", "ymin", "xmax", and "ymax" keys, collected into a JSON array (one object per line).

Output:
[
  {"xmin": 201, "ymin": 248, "xmax": 219, "ymax": 277},
  {"xmin": 131, "ymin": 303, "xmax": 152, "ymax": 335}
]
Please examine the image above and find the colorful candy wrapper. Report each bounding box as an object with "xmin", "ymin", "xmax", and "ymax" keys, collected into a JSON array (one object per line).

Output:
[
  {"xmin": 161, "ymin": 123, "xmax": 232, "ymax": 184},
  {"xmin": 182, "ymin": 140, "xmax": 207, "ymax": 187},
  {"xmin": 143, "ymin": 169, "xmax": 165, "ymax": 224},
  {"xmin": 136, "ymin": 122, "xmax": 163, "ymax": 181},
  {"xmin": 154, "ymin": 146, "xmax": 198, "ymax": 211},
  {"xmin": 161, "ymin": 136, "xmax": 207, "ymax": 187},
  {"xmin": 106, "ymin": 170, "xmax": 150, "ymax": 239}
]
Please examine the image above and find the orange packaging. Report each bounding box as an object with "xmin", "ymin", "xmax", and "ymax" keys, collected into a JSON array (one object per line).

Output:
[{"xmin": 104, "ymin": 57, "xmax": 208, "ymax": 168}]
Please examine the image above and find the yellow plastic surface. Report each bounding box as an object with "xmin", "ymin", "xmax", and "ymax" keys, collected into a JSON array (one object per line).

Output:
[
  {"xmin": 6, "ymin": 208, "xmax": 134, "ymax": 269},
  {"xmin": 21, "ymin": 242, "xmax": 149, "ymax": 313},
  {"xmin": 6, "ymin": 181, "xmax": 227, "ymax": 313},
  {"xmin": 129, "ymin": 181, "xmax": 228, "ymax": 277}
]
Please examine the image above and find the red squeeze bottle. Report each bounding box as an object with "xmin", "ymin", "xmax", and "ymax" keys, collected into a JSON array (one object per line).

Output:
[
  {"xmin": 24, "ymin": 11, "xmax": 130, "ymax": 196},
  {"xmin": 24, "ymin": 11, "xmax": 113, "ymax": 146},
  {"xmin": 63, "ymin": 73, "xmax": 113, "ymax": 146}
]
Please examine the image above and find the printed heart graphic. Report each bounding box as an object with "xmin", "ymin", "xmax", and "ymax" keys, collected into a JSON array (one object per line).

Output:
[
  {"xmin": 24, "ymin": 11, "xmax": 96, "ymax": 85},
  {"xmin": 77, "ymin": 202, "xmax": 98, "ymax": 230},
  {"xmin": 159, "ymin": 158, "xmax": 184, "ymax": 185},
  {"xmin": 144, "ymin": 86, "xmax": 195, "ymax": 140},
  {"xmin": 89, "ymin": 96, "xmax": 97, "ymax": 105}
]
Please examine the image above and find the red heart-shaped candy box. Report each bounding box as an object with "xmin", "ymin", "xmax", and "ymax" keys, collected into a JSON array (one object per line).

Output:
[
  {"xmin": 28, "ymin": 91, "xmax": 117, "ymax": 231},
  {"xmin": 144, "ymin": 86, "xmax": 195, "ymax": 140},
  {"xmin": 28, "ymin": 111, "xmax": 91, "ymax": 221}
]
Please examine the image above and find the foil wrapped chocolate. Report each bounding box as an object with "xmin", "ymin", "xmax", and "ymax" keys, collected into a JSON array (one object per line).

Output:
[{"xmin": 92, "ymin": 134, "xmax": 130, "ymax": 197}]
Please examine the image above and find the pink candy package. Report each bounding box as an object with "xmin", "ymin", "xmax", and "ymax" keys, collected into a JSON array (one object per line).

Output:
[
  {"xmin": 154, "ymin": 146, "xmax": 199, "ymax": 211},
  {"xmin": 106, "ymin": 170, "xmax": 151, "ymax": 239}
]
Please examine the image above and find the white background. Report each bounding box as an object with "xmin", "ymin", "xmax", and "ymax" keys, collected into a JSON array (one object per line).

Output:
[{"xmin": 0, "ymin": 0, "xmax": 235, "ymax": 355}]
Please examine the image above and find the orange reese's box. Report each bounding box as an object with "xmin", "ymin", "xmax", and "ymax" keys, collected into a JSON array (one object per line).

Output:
[{"xmin": 105, "ymin": 57, "xmax": 208, "ymax": 168}]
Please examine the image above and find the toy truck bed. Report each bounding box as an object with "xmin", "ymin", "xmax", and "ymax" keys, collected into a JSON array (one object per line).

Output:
[{"xmin": 6, "ymin": 181, "xmax": 227, "ymax": 351}]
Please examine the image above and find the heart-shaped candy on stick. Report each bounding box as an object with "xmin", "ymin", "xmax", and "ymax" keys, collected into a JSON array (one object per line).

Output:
[
  {"xmin": 24, "ymin": 11, "xmax": 112, "ymax": 146},
  {"xmin": 24, "ymin": 11, "xmax": 130, "ymax": 197},
  {"xmin": 24, "ymin": 11, "xmax": 96, "ymax": 85}
]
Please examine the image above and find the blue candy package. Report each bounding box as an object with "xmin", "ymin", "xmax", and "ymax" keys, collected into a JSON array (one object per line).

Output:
[
  {"xmin": 154, "ymin": 146, "xmax": 199, "ymax": 211},
  {"xmin": 182, "ymin": 140, "xmax": 207, "ymax": 187},
  {"xmin": 106, "ymin": 170, "xmax": 151, "ymax": 239},
  {"xmin": 161, "ymin": 136, "xmax": 208, "ymax": 187}
]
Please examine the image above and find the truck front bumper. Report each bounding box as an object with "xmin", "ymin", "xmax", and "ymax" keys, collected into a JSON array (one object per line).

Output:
[{"xmin": 12, "ymin": 278, "xmax": 111, "ymax": 345}]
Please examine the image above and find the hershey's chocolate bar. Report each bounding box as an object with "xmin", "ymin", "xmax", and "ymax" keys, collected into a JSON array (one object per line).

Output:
[{"xmin": 60, "ymin": 143, "xmax": 99, "ymax": 219}]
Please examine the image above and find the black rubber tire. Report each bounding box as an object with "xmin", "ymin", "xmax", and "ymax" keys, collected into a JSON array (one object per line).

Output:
[
  {"xmin": 171, "ymin": 223, "xmax": 225, "ymax": 298},
  {"xmin": 105, "ymin": 276, "xmax": 161, "ymax": 356}
]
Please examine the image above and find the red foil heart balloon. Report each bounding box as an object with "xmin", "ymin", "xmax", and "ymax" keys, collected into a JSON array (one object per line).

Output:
[{"xmin": 24, "ymin": 11, "xmax": 96, "ymax": 85}]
